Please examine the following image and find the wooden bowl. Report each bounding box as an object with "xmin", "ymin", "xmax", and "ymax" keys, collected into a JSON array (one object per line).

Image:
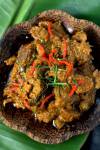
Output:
[{"xmin": 0, "ymin": 10, "xmax": 100, "ymax": 144}]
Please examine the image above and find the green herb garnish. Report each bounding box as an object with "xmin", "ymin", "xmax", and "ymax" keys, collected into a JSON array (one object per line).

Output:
[
  {"xmin": 53, "ymin": 65, "xmax": 58, "ymax": 83},
  {"xmin": 36, "ymin": 64, "xmax": 49, "ymax": 69},
  {"xmin": 46, "ymin": 77, "xmax": 54, "ymax": 82},
  {"xmin": 72, "ymin": 78, "xmax": 78, "ymax": 85},
  {"xmin": 48, "ymin": 82, "xmax": 69, "ymax": 87}
]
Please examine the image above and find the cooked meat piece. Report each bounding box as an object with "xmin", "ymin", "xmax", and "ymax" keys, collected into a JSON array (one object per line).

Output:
[
  {"xmin": 79, "ymin": 89, "xmax": 95, "ymax": 111},
  {"xmin": 54, "ymin": 86, "xmax": 69, "ymax": 107},
  {"xmin": 57, "ymin": 69, "xmax": 67, "ymax": 82},
  {"xmin": 39, "ymin": 21, "xmax": 49, "ymax": 27},
  {"xmin": 51, "ymin": 35, "xmax": 62, "ymax": 49},
  {"xmin": 59, "ymin": 108, "xmax": 80, "ymax": 122},
  {"xmin": 72, "ymin": 31, "xmax": 87, "ymax": 42},
  {"xmin": 30, "ymin": 26, "xmax": 48, "ymax": 41},
  {"xmin": 53, "ymin": 109, "xmax": 80, "ymax": 129},
  {"xmin": 17, "ymin": 43, "xmax": 34, "ymax": 66},
  {"xmin": 8, "ymin": 42, "xmax": 34, "ymax": 81},
  {"xmin": 80, "ymin": 61, "xmax": 95, "ymax": 77},
  {"xmin": 53, "ymin": 21, "xmax": 67, "ymax": 38},
  {"xmin": 71, "ymin": 40, "xmax": 91, "ymax": 64},
  {"xmin": 29, "ymin": 79, "xmax": 43, "ymax": 101},
  {"xmin": 36, "ymin": 109, "xmax": 56, "ymax": 123},
  {"xmin": 93, "ymin": 70, "xmax": 100, "ymax": 89},
  {"xmin": 4, "ymin": 55, "xmax": 16, "ymax": 65},
  {"xmin": 8, "ymin": 63, "xmax": 19, "ymax": 81},
  {"xmin": 75, "ymin": 75, "xmax": 94, "ymax": 93}
]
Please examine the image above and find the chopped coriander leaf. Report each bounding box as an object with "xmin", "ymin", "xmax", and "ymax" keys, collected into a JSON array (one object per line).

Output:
[
  {"xmin": 53, "ymin": 65, "xmax": 58, "ymax": 83},
  {"xmin": 72, "ymin": 79, "xmax": 78, "ymax": 85},
  {"xmin": 36, "ymin": 64, "xmax": 49, "ymax": 69},
  {"xmin": 46, "ymin": 77, "xmax": 54, "ymax": 82},
  {"xmin": 48, "ymin": 82, "xmax": 69, "ymax": 87}
]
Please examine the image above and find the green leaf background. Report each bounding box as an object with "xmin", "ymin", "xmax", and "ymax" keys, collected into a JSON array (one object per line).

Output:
[{"xmin": 0, "ymin": 0, "xmax": 100, "ymax": 149}]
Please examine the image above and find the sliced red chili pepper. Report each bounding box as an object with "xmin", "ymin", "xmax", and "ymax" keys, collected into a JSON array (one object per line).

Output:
[
  {"xmin": 59, "ymin": 60, "xmax": 73, "ymax": 76},
  {"xmin": 28, "ymin": 62, "xmax": 36, "ymax": 77},
  {"xmin": 31, "ymin": 67, "xmax": 35, "ymax": 74},
  {"xmin": 49, "ymin": 54, "xmax": 58, "ymax": 64},
  {"xmin": 51, "ymin": 49, "xmax": 57, "ymax": 53},
  {"xmin": 23, "ymin": 100, "xmax": 31, "ymax": 111},
  {"xmin": 40, "ymin": 93, "xmax": 54, "ymax": 109},
  {"xmin": 59, "ymin": 60, "xmax": 66, "ymax": 66},
  {"xmin": 48, "ymin": 22, "xmax": 53, "ymax": 37},
  {"xmin": 48, "ymin": 53, "xmax": 53, "ymax": 63},
  {"xmin": 66, "ymin": 62, "xmax": 73, "ymax": 77},
  {"xmin": 32, "ymin": 62, "xmax": 36, "ymax": 72},
  {"xmin": 49, "ymin": 49, "xmax": 58, "ymax": 64},
  {"xmin": 58, "ymin": 60, "xmax": 66, "ymax": 65},
  {"xmin": 68, "ymin": 85, "xmax": 77, "ymax": 97},
  {"xmin": 42, "ymin": 56, "xmax": 50, "ymax": 66},
  {"xmin": 32, "ymin": 61, "xmax": 35, "ymax": 67}
]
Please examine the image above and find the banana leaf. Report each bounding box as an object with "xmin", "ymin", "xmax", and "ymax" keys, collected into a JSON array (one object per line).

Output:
[
  {"xmin": 0, "ymin": 123, "xmax": 88, "ymax": 150},
  {"xmin": 0, "ymin": 0, "xmax": 100, "ymax": 149}
]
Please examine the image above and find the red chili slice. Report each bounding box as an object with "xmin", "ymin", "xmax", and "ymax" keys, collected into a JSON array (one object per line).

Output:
[
  {"xmin": 59, "ymin": 60, "xmax": 73, "ymax": 76},
  {"xmin": 23, "ymin": 100, "xmax": 31, "ymax": 111},
  {"xmin": 68, "ymin": 85, "xmax": 77, "ymax": 97},
  {"xmin": 40, "ymin": 93, "xmax": 54, "ymax": 109},
  {"xmin": 49, "ymin": 49, "xmax": 58, "ymax": 64}
]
